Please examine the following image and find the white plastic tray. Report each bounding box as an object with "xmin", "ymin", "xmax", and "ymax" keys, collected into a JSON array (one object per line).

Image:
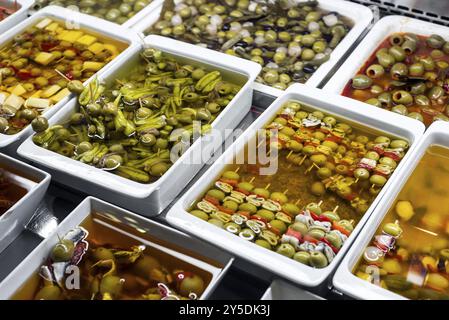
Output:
[
  {"xmin": 18, "ymin": 34, "xmax": 261, "ymax": 216},
  {"xmin": 0, "ymin": 5, "xmax": 139, "ymax": 149},
  {"xmin": 0, "ymin": 196, "xmax": 234, "ymax": 300},
  {"xmin": 333, "ymin": 120, "xmax": 449, "ymax": 300},
  {"xmin": 0, "ymin": 152, "xmax": 50, "ymax": 253},
  {"xmin": 324, "ymin": 15, "xmax": 449, "ymax": 97},
  {"xmin": 132, "ymin": 0, "xmax": 374, "ymax": 96},
  {"xmin": 0, "ymin": 0, "xmax": 33, "ymax": 34},
  {"xmin": 166, "ymin": 83, "xmax": 425, "ymax": 288},
  {"xmin": 261, "ymin": 279, "xmax": 324, "ymax": 300}
]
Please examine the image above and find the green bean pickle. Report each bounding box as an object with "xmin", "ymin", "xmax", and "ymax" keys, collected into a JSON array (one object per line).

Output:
[
  {"xmin": 147, "ymin": 0, "xmax": 352, "ymax": 89},
  {"xmin": 12, "ymin": 212, "xmax": 210, "ymax": 300},
  {"xmin": 31, "ymin": 48, "xmax": 243, "ymax": 183},
  {"xmin": 343, "ymin": 32, "xmax": 449, "ymax": 127},
  {"xmin": 353, "ymin": 145, "xmax": 449, "ymax": 300},
  {"xmin": 189, "ymin": 101, "xmax": 410, "ymax": 269}
]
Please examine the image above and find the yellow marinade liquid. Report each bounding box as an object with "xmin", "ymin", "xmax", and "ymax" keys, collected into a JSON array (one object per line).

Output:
[{"xmin": 353, "ymin": 145, "xmax": 449, "ymax": 300}]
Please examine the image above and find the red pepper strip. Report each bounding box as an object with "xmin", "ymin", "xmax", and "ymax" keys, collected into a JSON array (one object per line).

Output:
[
  {"xmin": 373, "ymin": 145, "xmax": 385, "ymax": 155},
  {"xmin": 218, "ymin": 178, "xmax": 238, "ymax": 187},
  {"xmin": 304, "ymin": 141, "xmax": 319, "ymax": 147},
  {"xmin": 383, "ymin": 152, "xmax": 401, "ymax": 161},
  {"xmin": 65, "ymin": 71, "xmax": 75, "ymax": 80},
  {"xmin": 17, "ymin": 70, "xmax": 33, "ymax": 80},
  {"xmin": 303, "ymin": 235, "xmax": 319, "ymax": 244},
  {"xmin": 309, "ymin": 212, "xmax": 320, "ymax": 221},
  {"xmin": 332, "ymin": 222, "xmax": 351, "ymax": 237},
  {"xmin": 253, "ymin": 193, "xmax": 267, "ymax": 199},
  {"xmin": 250, "ymin": 215, "xmax": 268, "ymax": 224},
  {"xmin": 236, "ymin": 188, "xmax": 250, "ymax": 196},
  {"xmin": 204, "ymin": 195, "xmax": 220, "ymax": 206},
  {"xmin": 343, "ymin": 193, "xmax": 357, "ymax": 201},
  {"xmin": 285, "ymin": 228, "xmax": 302, "ymax": 241},
  {"xmin": 322, "ymin": 238, "xmax": 340, "ymax": 254},
  {"xmin": 326, "ymin": 135, "xmax": 342, "ymax": 143},
  {"xmin": 315, "ymin": 215, "xmax": 332, "ymax": 223},
  {"xmin": 217, "ymin": 205, "xmax": 235, "ymax": 214}
]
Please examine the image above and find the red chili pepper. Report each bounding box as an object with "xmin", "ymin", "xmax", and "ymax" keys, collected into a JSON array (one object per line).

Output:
[
  {"xmin": 41, "ymin": 42, "xmax": 58, "ymax": 51},
  {"xmin": 309, "ymin": 211, "xmax": 320, "ymax": 221},
  {"xmin": 204, "ymin": 195, "xmax": 220, "ymax": 206},
  {"xmin": 316, "ymin": 215, "xmax": 331, "ymax": 223}
]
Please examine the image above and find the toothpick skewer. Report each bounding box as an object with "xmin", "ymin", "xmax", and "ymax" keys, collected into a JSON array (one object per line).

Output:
[
  {"xmin": 333, "ymin": 205, "xmax": 339, "ymax": 214},
  {"xmin": 286, "ymin": 150, "xmax": 293, "ymax": 159},
  {"xmin": 299, "ymin": 155, "xmax": 307, "ymax": 166},
  {"xmin": 283, "ymin": 189, "xmax": 289, "ymax": 195},
  {"xmin": 234, "ymin": 167, "xmax": 240, "ymax": 173},
  {"xmin": 264, "ymin": 183, "xmax": 271, "ymax": 190},
  {"xmin": 249, "ymin": 177, "xmax": 255, "ymax": 184},
  {"xmin": 54, "ymin": 69, "xmax": 71, "ymax": 82},
  {"xmin": 318, "ymin": 200, "xmax": 323, "ymax": 207},
  {"xmin": 295, "ymin": 199, "xmax": 301, "ymax": 205}
]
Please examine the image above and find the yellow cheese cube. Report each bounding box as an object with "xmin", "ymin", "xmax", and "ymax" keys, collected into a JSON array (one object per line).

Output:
[
  {"xmin": 31, "ymin": 90, "xmax": 43, "ymax": 98},
  {"xmin": 36, "ymin": 18, "xmax": 53, "ymax": 29},
  {"xmin": 88, "ymin": 43, "xmax": 105, "ymax": 54},
  {"xmin": 25, "ymin": 98, "xmax": 51, "ymax": 109},
  {"xmin": 45, "ymin": 22, "xmax": 59, "ymax": 32},
  {"xmin": 83, "ymin": 61, "xmax": 105, "ymax": 72},
  {"xmin": 4, "ymin": 94, "xmax": 24, "ymax": 112},
  {"xmin": 75, "ymin": 35, "xmax": 97, "ymax": 47},
  {"xmin": 41, "ymin": 85, "xmax": 61, "ymax": 98},
  {"xmin": 49, "ymin": 88, "xmax": 70, "ymax": 103},
  {"xmin": 58, "ymin": 30, "xmax": 84, "ymax": 43},
  {"xmin": 104, "ymin": 44, "xmax": 119, "ymax": 56},
  {"xmin": 34, "ymin": 52, "xmax": 56, "ymax": 66},
  {"xmin": 9, "ymin": 84, "xmax": 27, "ymax": 96}
]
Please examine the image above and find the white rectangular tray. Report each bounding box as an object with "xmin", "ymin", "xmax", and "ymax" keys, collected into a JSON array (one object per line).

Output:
[
  {"xmin": 0, "ymin": 5, "xmax": 140, "ymax": 149},
  {"xmin": 0, "ymin": 152, "xmax": 50, "ymax": 253},
  {"xmin": 18, "ymin": 34, "xmax": 261, "ymax": 216},
  {"xmin": 333, "ymin": 120, "xmax": 449, "ymax": 300},
  {"xmin": 0, "ymin": 196, "xmax": 234, "ymax": 300},
  {"xmin": 166, "ymin": 83, "xmax": 425, "ymax": 288},
  {"xmin": 324, "ymin": 15, "xmax": 449, "ymax": 97},
  {"xmin": 132, "ymin": 0, "xmax": 374, "ymax": 96},
  {"xmin": 0, "ymin": 0, "xmax": 33, "ymax": 34}
]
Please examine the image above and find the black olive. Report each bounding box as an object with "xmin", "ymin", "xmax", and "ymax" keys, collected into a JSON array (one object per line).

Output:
[
  {"xmin": 303, "ymin": 65, "xmax": 316, "ymax": 74},
  {"xmin": 222, "ymin": 23, "xmax": 230, "ymax": 31},
  {"xmin": 235, "ymin": 41, "xmax": 248, "ymax": 48}
]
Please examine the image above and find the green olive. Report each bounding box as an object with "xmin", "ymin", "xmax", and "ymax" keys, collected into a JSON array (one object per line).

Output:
[
  {"xmin": 207, "ymin": 189, "xmax": 226, "ymax": 201},
  {"xmin": 252, "ymin": 188, "xmax": 270, "ymax": 199},
  {"xmin": 370, "ymin": 174, "xmax": 387, "ymax": 187},
  {"xmin": 238, "ymin": 202, "xmax": 257, "ymax": 214},
  {"xmin": 427, "ymin": 34, "xmax": 445, "ymax": 49},
  {"xmin": 149, "ymin": 162, "xmax": 170, "ymax": 176},
  {"xmin": 310, "ymin": 181, "xmax": 325, "ymax": 196},
  {"xmin": 352, "ymin": 74, "xmax": 372, "ymax": 89},
  {"xmin": 409, "ymin": 62, "xmax": 424, "ymax": 77},
  {"xmin": 222, "ymin": 171, "xmax": 240, "ymax": 180},
  {"xmin": 31, "ymin": 117, "xmax": 49, "ymax": 133},
  {"xmin": 354, "ymin": 168, "xmax": 370, "ymax": 180},
  {"xmin": 376, "ymin": 52, "xmax": 395, "ymax": 68},
  {"xmin": 306, "ymin": 202, "xmax": 322, "ymax": 215},
  {"xmin": 388, "ymin": 46, "xmax": 406, "ymax": 62},
  {"xmin": 100, "ymin": 275, "xmax": 123, "ymax": 297},
  {"xmin": 309, "ymin": 251, "xmax": 328, "ymax": 268},
  {"xmin": 276, "ymin": 243, "xmax": 295, "ymax": 258},
  {"xmin": 35, "ymin": 285, "xmax": 62, "ymax": 300},
  {"xmin": 179, "ymin": 274, "xmax": 205, "ymax": 297},
  {"xmin": 366, "ymin": 64, "xmax": 385, "ymax": 78},
  {"xmin": 269, "ymin": 219, "xmax": 287, "ymax": 233},
  {"xmin": 391, "ymin": 104, "xmax": 408, "ymax": 116},
  {"xmin": 256, "ymin": 209, "xmax": 275, "ymax": 221},
  {"xmin": 308, "ymin": 228, "xmax": 325, "ymax": 240},
  {"xmin": 51, "ymin": 239, "xmax": 75, "ymax": 262},
  {"xmin": 390, "ymin": 139, "xmax": 408, "ymax": 149},
  {"xmin": 76, "ymin": 141, "xmax": 93, "ymax": 154},
  {"xmin": 293, "ymin": 251, "xmax": 310, "ymax": 265},
  {"xmin": 282, "ymin": 203, "xmax": 300, "ymax": 216},
  {"xmin": 255, "ymin": 239, "xmax": 272, "ymax": 250},
  {"xmin": 67, "ymin": 80, "xmax": 84, "ymax": 94},
  {"xmin": 382, "ymin": 222, "xmax": 403, "ymax": 237},
  {"xmin": 392, "ymin": 90, "xmax": 413, "ymax": 105},
  {"xmin": 237, "ymin": 182, "xmax": 254, "ymax": 192},
  {"xmin": 191, "ymin": 210, "xmax": 209, "ymax": 221},
  {"xmin": 390, "ymin": 63, "xmax": 408, "ymax": 80}
]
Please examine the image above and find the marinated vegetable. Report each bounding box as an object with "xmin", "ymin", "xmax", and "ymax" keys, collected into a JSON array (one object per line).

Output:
[
  {"xmin": 31, "ymin": 48, "xmax": 243, "ymax": 183},
  {"xmin": 0, "ymin": 18, "xmax": 125, "ymax": 135},
  {"xmin": 189, "ymin": 101, "xmax": 410, "ymax": 268},
  {"xmin": 13, "ymin": 211, "xmax": 209, "ymax": 300},
  {"xmin": 343, "ymin": 32, "xmax": 449, "ymax": 127},
  {"xmin": 0, "ymin": 0, "xmax": 19, "ymax": 22},
  {"xmin": 0, "ymin": 168, "xmax": 28, "ymax": 215},
  {"xmin": 33, "ymin": 0, "xmax": 153, "ymax": 25},
  {"xmin": 147, "ymin": 0, "xmax": 352, "ymax": 89},
  {"xmin": 354, "ymin": 145, "xmax": 449, "ymax": 300}
]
